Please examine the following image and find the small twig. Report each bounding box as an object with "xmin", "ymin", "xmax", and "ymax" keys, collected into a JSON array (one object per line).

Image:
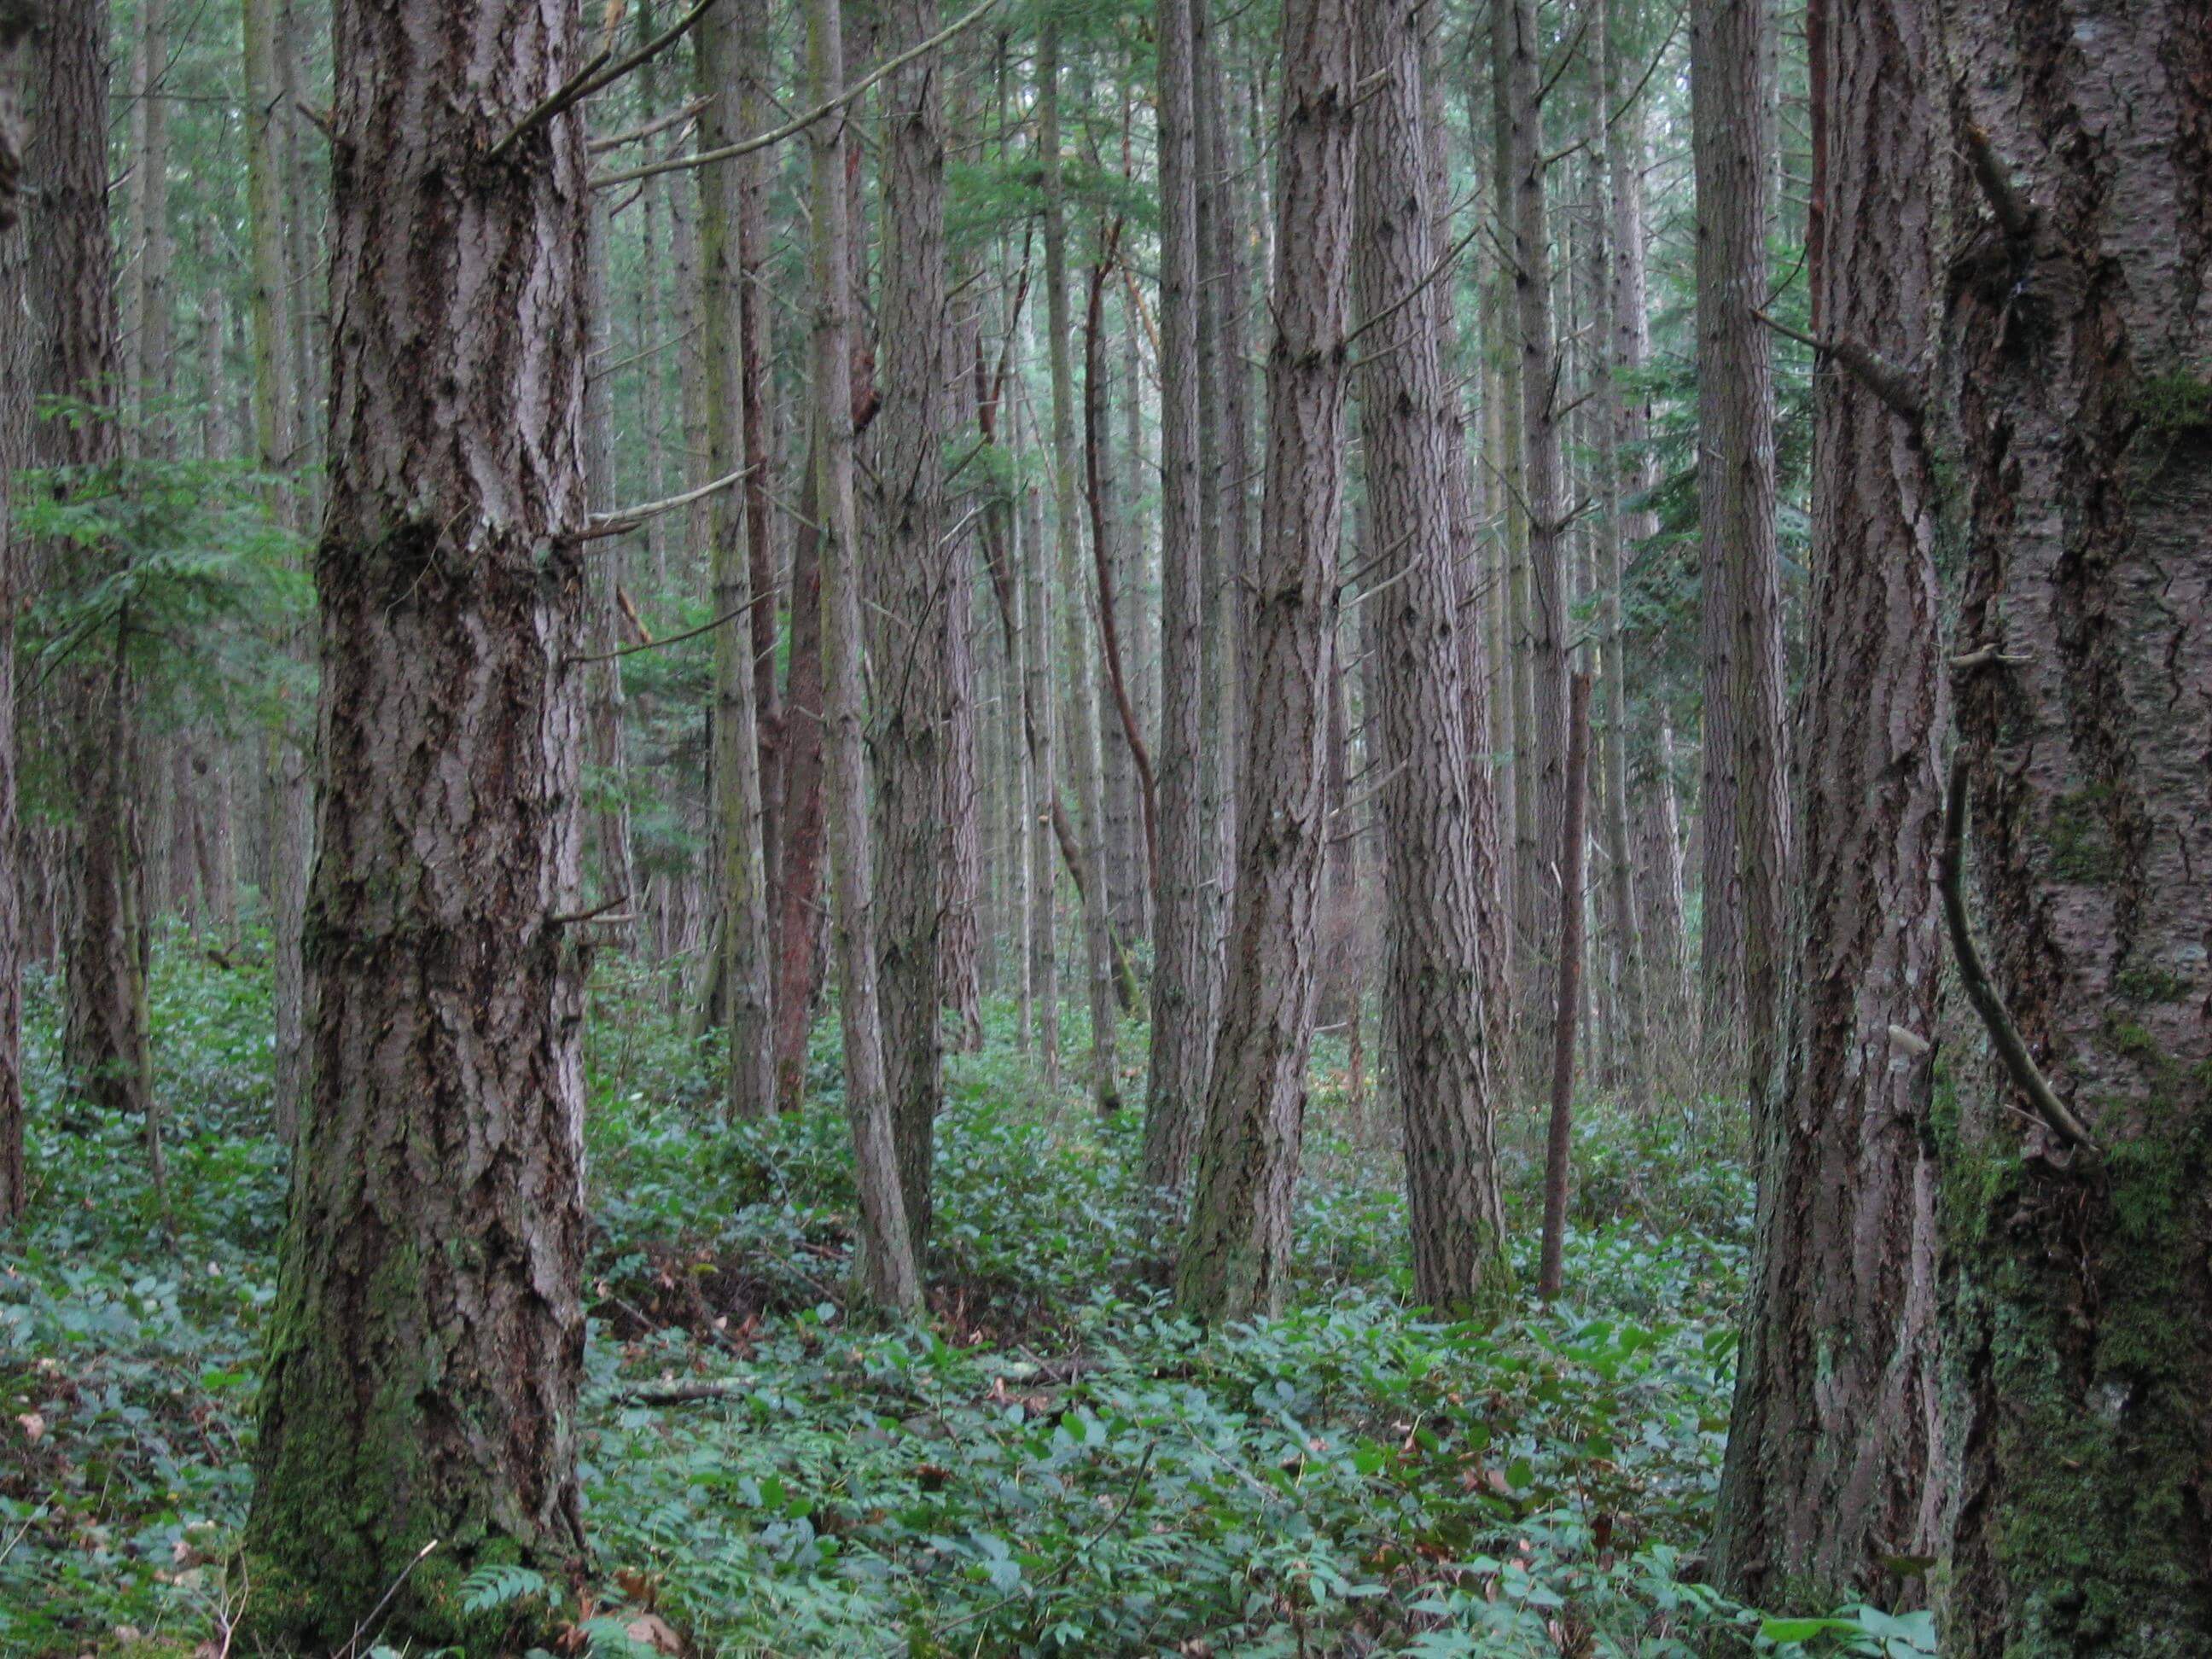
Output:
[
  {"xmin": 1937, "ymin": 753, "xmax": 2101, "ymax": 1157},
  {"xmin": 1962, "ymin": 123, "xmax": 2035, "ymax": 244},
  {"xmin": 591, "ymin": 0, "xmax": 1003, "ymax": 189},
  {"xmin": 566, "ymin": 591, "xmax": 767, "ymax": 664},
  {"xmin": 338, "ymin": 1536, "xmax": 439, "ymax": 1659},
  {"xmin": 487, "ymin": 0, "xmax": 717, "ymax": 163},
  {"xmin": 576, "ymin": 462, "xmax": 748, "ymax": 542},
  {"xmin": 548, "ymin": 893, "xmax": 631, "ymax": 927},
  {"xmin": 1948, "ymin": 643, "xmax": 2032, "ymax": 673}
]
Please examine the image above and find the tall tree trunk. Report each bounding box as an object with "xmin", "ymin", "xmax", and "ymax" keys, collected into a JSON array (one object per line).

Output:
[
  {"xmin": 1041, "ymin": 32, "xmax": 1119, "ymax": 1116},
  {"xmin": 1933, "ymin": 2, "xmax": 2212, "ymax": 1647},
  {"xmin": 1691, "ymin": 0, "xmax": 1790, "ymax": 1093},
  {"xmin": 1178, "ymin": 0, "xmax": 1354, "ymax": 1319},
  {"xmin": 771, "ymin": 421, "xmax": 829, "ymax": 1111},
  {"xmin": 1538, "ymin": 672, "xmax": 1592, "ymax": 1298},
  {"xmin": 698, "ymin": 0, "xmax": 777, "ymax": 1121},
  {"xmin": 735, "ymin": 0, "xmax": 783, "ymax": 923},
  {"xmin": 1586, "ymin": 0, "xmax": 1650, "ymax": 1097},
  {"xmin": 35, "ymin": 0, "xmax": 154, "ymax": 1146},
  {"xmin": 874, "ymin": 0, "xmax": 954, "ymax": 1249},
  {"xmin": 1141, "ymin": 0, "xmax": 1213, "ymax": 1189},
  {"xmin": 1713, "ymin": 0, "xmax": 1945, "ymax": 1602},
  {"xmin": 244, "ymin": 0, "xmax": 311, "ymax": 1146},
  {"xmin": 1021, "ymin": 474, "xmax": 1061, "ymax": 1090},
  {"xmin": 131, "ymin": 0, "xmax": 172, "ymax": 454},
  {"xmin": 242, "ymin": 0, "xmax": 596, "ymax": 1635},
  {"xmin": 582, "ymin": 207, "xmax": 635, "ymax": 928},
  {"xmin": 806, "ymin": 0, "xmax": 922, "ymax": 1313},
  {"xmin": 1500, "ymin": 0, "xmax": 1569, "ymax": 1077},
  {"xmin": 0, "ymin": 0, "xmax": 26, "ymax": 1224},
  {"xmin": 1355, "ymin": 0, "xmax": 1512, "ymax": 1315}
]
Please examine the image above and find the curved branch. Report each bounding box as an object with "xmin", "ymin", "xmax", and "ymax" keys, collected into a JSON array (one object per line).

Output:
[{"xmin": 1938, "ymin": 753, "xmax": 2102, "ymax": 1156}]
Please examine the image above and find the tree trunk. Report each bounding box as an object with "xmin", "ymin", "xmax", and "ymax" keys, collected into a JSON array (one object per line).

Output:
[
  {"xmin": 1354, "ymin": 0, "xmax": 1512, "ymax": 1316},
  {"xmin": 0, "ymin": 3, "xmax": 26, "ymax": 1223},
  {"xmin": 1538, "ymin": 672, "xmax": 1592, "ymax": 1299},
  {"xmin": 1933, "ymin": 2, "xmax": 2212, "ymax": 1647},
  {"xmin": 1178, "ymin": 0, "xmax": 1354, "ymax": 1319},
  {"xmin": 244, "ymin": 0, "xmax": 311, "ymax": 1146},
  {"xmin": 735, "ymin": 0, "xmax": 783, "ymax": 922},
  {"xmin": 1021, "ymin": 474, "xmax": 1061, "ymax": 1091},
  {"xmin": 1711, "ymin": 0, "xmax": 1947, "ymax": 1604},
  {"xmin": 34, "ymin": 0, "xmax": 154, "ymax": 1146},
  {"xmin": 1500, "ymin": 0, "xmax": 1569, "ymax": 1078},
  {"xmin": 1691, "ymin": 0, "xmax": 1790, "ymax": 1094},
  {"xmin": 1142, "ymin": 0, "xmax": 1213, "ymax": 1189},
  {"xmin": 874, "ymin": 0, "xmax": 954, "ymax": 1248},
  {"xmin": 242, "ymin": 0, "xmax": 596, "ymax": 1637},
  {"xmin": 1586, "ymin": 0, "xmax": 1649, "ymax": 1097},
  {"xmin": 772, "ymin": 419, "xmax": 829, "ymax": 1112},
  {"xmin": 698, "ymin": 0, "xmax": 777, "ymax": 1122},
  {"xmin": 806, "ymin": 0, "xmax": 922, "ymax": 1313},
  {"xmin": 1042, "ymin": 33, "xmax": 1120, "ymax": 1117}
]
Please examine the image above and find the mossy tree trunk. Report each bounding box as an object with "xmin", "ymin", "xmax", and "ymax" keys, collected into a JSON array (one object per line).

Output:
[
  {"xmin": 1931, "ymin": 0, "xmax": 2212, "ymax": 1650},
  {"xmin": 243, "ymin": 0, "xmax": 596, "ymax": 1639},
  {"xmin": 0, "ymin": 0, "xmax": 27, "ymax": 1226}
]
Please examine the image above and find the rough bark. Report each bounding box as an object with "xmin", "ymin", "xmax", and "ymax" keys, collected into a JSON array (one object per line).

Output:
[
  {"xmin": 242, "ymin": 0, "xmax": 597, "ymax": 1638},
  {"xmin": 874, "ymin": 0, "xmax": 954, "ymax": 1247},
  {"xmin": 1932, "ymin": 2, "xmax": 2212, "ymax": 1648},
  {"xmin": 1691, "ymin": 0, "xmax": 1791, "ymax": 1093},
  {"xmin": 1141, "ymin": 0, "xmax": 1213, "ymax": 1189},
  {"xmin": 1501, "ymin": 0, "xmax": 1569, "ymax": 1069},
  {"xmin": 34, "ymin": 0, "xmax": 154, "ymax": 1142},
  {"xmin": 806, "ymin": 0, "xmax": 922, "ymax": 1313},
  {"xmin": 1177, "ymin": 0, "xmax": 1354, "ymax": 1320},
  {"xmin": 1711, "ymin": 0, "xmax": 1947, "ymax": 1604},
  {"xmin": 1355, "ymin": 0, "xmax": 1512, "ymax": 1316}
]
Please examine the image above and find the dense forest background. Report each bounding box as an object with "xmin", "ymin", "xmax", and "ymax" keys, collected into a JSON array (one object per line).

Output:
[{"xmin": 0, "ymin": 0, "xmax": 2205, "ymax": 1653}]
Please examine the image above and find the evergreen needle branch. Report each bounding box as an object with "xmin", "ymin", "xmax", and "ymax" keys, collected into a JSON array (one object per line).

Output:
[
  {"xmin": 592, "ymin": 0, "xmax": 1004, "ymax": 189},
  {"xmin": 487, "ymin": 0, "xmax": 718, "ymax": 163},
  {"xmin": 1938, "ymin": 753, "xmax": 2101, "ymax": 1157}
]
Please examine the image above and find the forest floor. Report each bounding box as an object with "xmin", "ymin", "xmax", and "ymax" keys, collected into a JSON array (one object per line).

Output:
[{"xmin": 0, "ymin": 935, "xmax": 1933, "ymax": 1658}]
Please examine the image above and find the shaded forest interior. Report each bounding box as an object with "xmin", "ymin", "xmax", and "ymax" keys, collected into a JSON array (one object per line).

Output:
[{"xmin": 0, "ymin": 0, "xmax": 2206, "ymax": 1653}]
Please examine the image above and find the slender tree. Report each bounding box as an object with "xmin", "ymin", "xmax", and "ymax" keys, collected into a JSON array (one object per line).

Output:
[
  {"xmin": 875, "ymin": 0, "xmax": 956, "ymax": 1243},
  {"xmin": 1141, "ymin": 0, "xmax": 1213, "ymax": 1188},
  {"xmin": 1691, "ymin": 0, "xmax": 1790, "ymax": 1091},
  {"xmin": 1538, "ymin": 672, "xmax": 1592, "ymax": 1298},
  {"xmin": 1354, "ymin": 0, "xmax": 1511, "ymax": 1315},
  {"xmin": 0, "ymin": 0, "xmax": 27, "ymax": 1226},
  {"xmin": 1178, "ymin": 0, "xmax": 1355, "ymax": 1320},
  {"xmin": 243, "ymin": 0, "xmax": 597, "ymax": 1634},
  {"xmin": 808, "ymin": 0, "xmax": 923, "ymax": 1312},
  {"xmin": 698, "ymin": 0, "xmax": 777, "ymax": 1121},
  {"xmin": 1933, "ymin": 0, "xmax": 2211, "ymax": 1646},
  {"xmin": 34, "ymin": 0, "xmax": 154, "ymax": 1146},
  {"xmin": 1041, "ymin": 28, "xmax": 1120, "ymax": 1116}
]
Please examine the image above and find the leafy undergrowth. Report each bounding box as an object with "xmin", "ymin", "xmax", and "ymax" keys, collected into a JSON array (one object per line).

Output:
[{"xmin": 1, "ymin": 940, "xmax": 1932, "ymax": 1657}]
